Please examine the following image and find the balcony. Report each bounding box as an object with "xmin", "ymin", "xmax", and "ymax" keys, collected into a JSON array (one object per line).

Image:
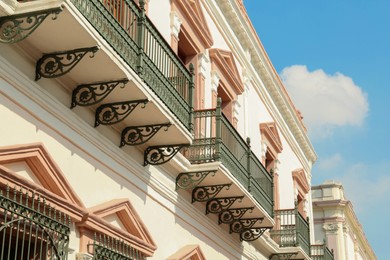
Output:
[
  {"xmin": 270, "ymin": 206, "xmax": 311, "ymax": 258},
  {"xmin": 311, "ymin": 244, "xmax": 334, "ymax": 260},
  {"xmin": 2, "ymin": 0, "xmax": 193, "ymax": 155},
  {"xmin": 176, "ymin": 99, "xmax": 274, "ymax": 241}
]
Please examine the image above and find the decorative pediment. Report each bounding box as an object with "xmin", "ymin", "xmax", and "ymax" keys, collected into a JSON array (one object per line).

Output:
[
  {"xmin": 210, "ymin": 48, "xmax": 244, "ymax": 98},
  {"xmin": 84, "ymin": 199, "xmax": 157, "ymax": 256},
  {"xmin": 167, "ymin": 245, "xmax": 206, "ymax": 260},
  {"xmin": 292, "ymin": 168, "xmax": 310, "ymax": 195},
  {"xmin": 0, "ymin": 143, "xmax": 84, "ymax": 207},
  {"xmin": 260, "ymin": 122, "xmax": 283, "ymax": 155},
  {"xmin": 172, "ymin": 0, "xmax": 213, "ymax": 51}
]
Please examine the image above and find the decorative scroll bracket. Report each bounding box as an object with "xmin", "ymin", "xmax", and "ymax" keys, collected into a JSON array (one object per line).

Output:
[
  {"xmin": 71, "ymin": 79, "xmax": 129, "ymax": 108},
  {"xmin": 120, "ymin": 123, "xmax": 171, "ymax": 146},
  {"xmin": 0, "ymin": 7, "xmax": 62, "ymax": 44},
  {"xmin": 240, "ymin": 227, "xmax": 272, "ymax": 242},
  {"xmin": 175, "ymin": 170, "xmax": 217, "ymax": 191},
  {"xmin": 229, "ymin": 218, "xmax": 264, "ymax": 234},
  {"xmin": 269, "ymin": 252, "xmax": 298, "ymax": 260},
  {"xmin": 192, "ymin": 183, "xmax": 232, "ymax": 203},
  {"xmin": 95, "ymin": 99, "xmax": 148, "ymax": 127},
  {"xmin": 205, "ymin": 196, "xmax": 244, "ymax": 215},
  {"xmin": 144, "ymin": 144, "xmax": 189, "ymax": 166},
  {"xmin": 35, "ymin": 46, "xmax": 99, "ymax": 80},
  {"xmin": 218, "ymin": 207, "xmax": 254, "ymax": 225}
]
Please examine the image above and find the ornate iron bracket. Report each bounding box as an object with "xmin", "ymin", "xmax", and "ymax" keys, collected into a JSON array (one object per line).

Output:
[
  {"xmin": 240, "ymin": 227, "xmax": 272, "ymax": 242},
  {"xmin": 0, "ymin": 7, "xmax": 62, "ymax": 44},
  {"xmin": 229, "ymin": 218, "xmax": 264, "ymax": 233},
  {"xmin": 71, "ymin": 79, "xmax": 129, "ymax": 108},
  {"xmin": 192, "ymin": 184, "xmax": 231, "ymax": 203},
  {"xmin": 206, "ymin": 196, "xmax": 244, "ymax": 215},
  {"xmin": 120, "ymin": 123, "xmax": 171, "ymax": 146},
  {"xmin": 144, "ymin": 144, "xmax": 189, "ymax": 166},
  {"xmin": 218, "ymin": 207, "xmax": 254, "ymax": 225},
  {"xmin": 95, "ymin": 99, "xmax": 148, "ymax": 126},
  {"xmin": 175, "ymin": 170, "xmax": 217, "ymax": 190},
  {"xmin": 269, "ymin": 252, "xmax": 298, "ymax": 260},
  {"xmin": 35, "ymin": 46, "xmax": 99, "ymax": 80}
]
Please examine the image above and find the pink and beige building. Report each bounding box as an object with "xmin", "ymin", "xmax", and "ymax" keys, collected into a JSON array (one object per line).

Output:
[{"xmin": 0, "ymin": 0, "xmax": 338, "ymax": 259}]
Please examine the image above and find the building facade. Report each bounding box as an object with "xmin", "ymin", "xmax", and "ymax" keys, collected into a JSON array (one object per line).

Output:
[
  {"xmin": 0, "ymin": 0, "xmax": 331, "ymax": 259},
  {"xmin": 312, "ymin": 181, "xmax": 376, "ymax": 260}
]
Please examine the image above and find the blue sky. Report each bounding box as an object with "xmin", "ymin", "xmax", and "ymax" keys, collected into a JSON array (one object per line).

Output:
[{"xmin": 244, "ymin": 0, "xmax": 390, "ymax": 258}]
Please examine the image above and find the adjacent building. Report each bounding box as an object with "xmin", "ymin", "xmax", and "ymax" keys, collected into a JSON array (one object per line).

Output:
[
  {"xmin": 312, "ymin": 181, "xmax": 376, "ymax": 260},
  {"xmin": 0, "ymin": 0, "xmax": 334, "ymax": 259}
]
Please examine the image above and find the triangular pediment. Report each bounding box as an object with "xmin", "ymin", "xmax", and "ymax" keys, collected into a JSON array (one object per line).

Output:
[
  {"xmin": 260, "ymin": 122, "xmax": 283, "ymax": 154},
  {"xmin": 167, "ymin": 245, "xmax": 206, "ymax": 260},
  {"xmin": 173, "ymin": 0, "xmax": 213, "ymax": 50},
  {"xmin": 292, "ymin": 168, "xmax": 310, "ymax": 195},
  {"xmin": 0, "ymin": 143, "xmax": 84, "ymax": 207},
  {"xmin": 88, "ymin": 199, "xmax": 156, "ymax": 249},
  {"xmin": 210, "ymin": 48, "xmax": 244, "ymax": 96}
]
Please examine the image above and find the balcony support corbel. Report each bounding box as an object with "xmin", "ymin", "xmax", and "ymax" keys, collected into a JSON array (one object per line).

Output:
[
  {"xmin": 240, "ymin": 227, "xmax": 272, "ymax": 242},
  {"xmin": 95, "ymin": 99, "xmax": 148, "ymax": 127},
  {"xmin": 71, "ymin": 79, "xmax": 129, "ymax": 108},
  {"xmin": 36, "ymin": 46, "xmax": 99, "ymax": 80},
  {"xmin": 120, "ymin": 123, "xmax": 171, "ymax": 146},
  {"xmin": 269, "ymin": 252, "xmax": 298, "ymax": 260},
  {"xmin": 0, "ymin": 7, "xmax": 62, "ymax": 44},
  {"xmin": 219, "ymin": 207, "xmax": 254, "ymax": 225},
  {"xmin": 144, "ymin": 144, "xmax": 189, "ymax": 166},
  {"xmin": 175, "ymin": 170, "xmax": 217, "ymax": 190},
  {"xmin": 206, "ymin": 196, "xmax": 244, "ymax": 215},
  {"xmin": 191, "ymin": 184, "xmax": 232, "ymax": 203},
  {"xmin": 230, "ymin": 218, "xmax": 264, "ymax": 234}
]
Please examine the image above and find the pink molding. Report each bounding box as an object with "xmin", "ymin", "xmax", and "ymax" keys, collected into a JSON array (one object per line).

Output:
[
  {"xmin": 259, "ymin": 122, "xmax": 283, "ymax": 155},
  {"xmin": 209, "ymin": 48, "xmax": 244, "ymax": 97},
  {"xmin": 167, "ymin": 245, "xmax": 206, "ymax": 260},
  {"xmin": 172, "ymin": 0, "xmax": 213, "ymax": 52},
  {"xmin": 0, "ymin": 142, "xmax": 84, "ymax": 207},
  {"xmin": 77, "ymin": 199, "xmax": 157, "ymax": 257}
]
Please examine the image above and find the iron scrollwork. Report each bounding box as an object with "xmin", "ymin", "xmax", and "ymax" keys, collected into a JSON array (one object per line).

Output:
[
  {"xmin": 71, "ymin": 79, "xmax": 129, "ymax": 108},
  {"xmin": 218, "ymin": 207, "xmax": 254, "ymax": 225},
  {"xmin": 120, "ymin": 123, "xmax": 171, "ymax": 146},
  {"xmin": 95, "ymin": 99, "xmax": 148, "ymax": 126},
  {"xmin": 230, "ymin": 218, "xmax": 264, "ymax": 233},
  {"xmin": 175, "ymin": 170, "xmax": 217, "ymax": 190},
  {"xmin": 0, "ymin": 7, "xmax": 62, "ymax": 44},
  {"xmin": 240, "ymin": 227, "xmax": 271, "ymax": 242},
  {"xmin": 269, "ymin": 253, "xmax": 298, "ymax": 260},
  {"xmin": 144, "ymin": 144, "xmax": 189, "ymax": 166},
  {"xmin": 206, "ymin": 196, "xmax": 244, "ymax": 215},
  {"xmin": 192, "ymin": 183, "xmax": 231, "ymax": 203},
  {"xmin": 35, "ymin": 46, "xmax": 99, "ymax": 80}
]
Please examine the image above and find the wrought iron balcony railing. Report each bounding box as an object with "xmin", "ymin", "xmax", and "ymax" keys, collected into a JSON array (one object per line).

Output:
[
  {"xmin": 0, "ymin": 185, "xmax": 71, "ymax": 260},
  {"xmin": 270, "ymin": 206, "xmax": 311, "ymax": 257},
  {"xmin": 185, "ymin": 99, "xmax": 274, "ymax": 217},
  {"xmin": 89, "ymin": 234, "xmax": 146, "ymax": 260},
  {"xmin": 311, "ymin": 244, "xmax": 334, "ymax": 260},
  {"xmin": 69, "ymin": 0, "xmax": 194, "ymax": 131}
]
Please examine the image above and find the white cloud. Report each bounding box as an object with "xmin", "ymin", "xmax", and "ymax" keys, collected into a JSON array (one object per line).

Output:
[
  {"xmin": 318, "ymin": 153, "xmax": 342, "ymax": 170},
  {"xmin": 280, "ymin": 65, "xmax": 369, "ymax": 138}
]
